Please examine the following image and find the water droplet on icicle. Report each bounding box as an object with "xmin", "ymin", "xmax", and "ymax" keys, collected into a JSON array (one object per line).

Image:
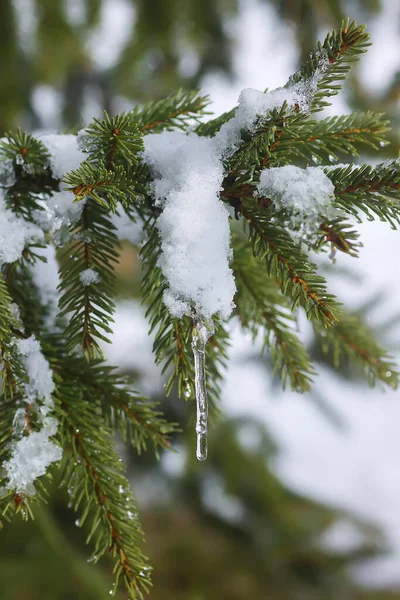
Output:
[{"xmin": 192, "ymin": 317, "xmax": 215, "ymax": 461}]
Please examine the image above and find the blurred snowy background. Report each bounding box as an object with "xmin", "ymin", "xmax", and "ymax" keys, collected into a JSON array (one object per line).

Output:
[{"xmin": 1, "ymin": 0, "xmax": 400, "ymax": 598}]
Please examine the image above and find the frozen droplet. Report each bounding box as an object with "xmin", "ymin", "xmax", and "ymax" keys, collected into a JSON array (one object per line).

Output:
[
  {"xmin": 87, "ymin": 554, "xmax": 98, "ymax": 563},
  {"xmin": 75, "ymin": 518, "xmax": 81, "ymax": 527},
  {"xmin": 192, "ymin": 317, "xmax": 215, "ymax": 461}
]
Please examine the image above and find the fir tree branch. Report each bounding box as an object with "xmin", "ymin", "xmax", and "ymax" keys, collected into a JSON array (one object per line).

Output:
[
  {"xmin": 79, "ymin": 112, "xmax": 144, "ymax": 169},
  {"xmin": 288, "ymin": 20, "xmax": 371, "ymax": 112},
  {"xmin": 64, "ymin": 161, "xmax": 138, "ymax": 211},
  {"xmin": 0, "ymin": 395, "xmax": 31, "ymax": 526},
  {"xmin": 212, "ymin": 21, "xmax": 371, "ymax": 171},
  {"xmin": 58, "ymin": 200, "xmax": 119, "ymax": 359},
  {"xmin": 56, "ymin": 377, "xmax": 151, "ymax": 599},
  {"xmin": 131, "ymin": 89, "xmax": 210, "ymax": 133},
  {"xmin": 316, "ymin": 219, "xmax": 362, "ymax": 258},
  {"xmin": 314, "ymin": 311, "xmax": 399, "ymax": 388},
  {"xmin": 0, "ymin": 129, "xmax": 50, "ymax": 176},
  {"xmin": 233, "ymin": 242, "xmax": 315, "ymax": 392},
  {"xmin": 223, "ymin": 107, "xmax": 298, "ymax": 172},
  {"xmin": 0, "ymin": 273, "xmax": 26, "ymax": 397},
  {"xmin": 238, "ymin": 198, "xmax": 341, "ymax": 325},
  {"xmin": 264, "ymin": 112, "xmax": 391, "ymax": 167},
  {"xmin": 222, "ymin": 177, "xmax": 361, "ymax": 259},
  {"xmin": 68, "ymin": 358, "xmax": 177, "ymax": 454},
  {"xmin": 327, "ymin": 161, "xmax": 400, "ymax": 227}
]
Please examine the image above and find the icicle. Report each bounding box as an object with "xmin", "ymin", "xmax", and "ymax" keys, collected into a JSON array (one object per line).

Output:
[{"xmin": 192, "ymin": 317, "xmax": 215, "ymax": 461}]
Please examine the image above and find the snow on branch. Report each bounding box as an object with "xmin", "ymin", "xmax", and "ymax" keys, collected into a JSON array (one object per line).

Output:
[
  {"xmin": 142, "ymin": 68, "xmax": 330, "ymax": 320},
  {"xmin": 4, "ymin": 336, "xmax": 62, "ymax": 495},
  {"xmin": 257, "ymin": 165, "xmax": 339, "ymax": 243}
]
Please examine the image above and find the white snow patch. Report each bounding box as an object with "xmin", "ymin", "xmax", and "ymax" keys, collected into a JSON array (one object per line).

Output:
[
  {"xmin": 3, "ymin": 336, "xmax": 61, "ymax": 495},
  {"xmin": 29, "ymin": 245, "xmax": 61, "ymax": 330},
  {"xmin": 4, "ymin": 431, "xmax": 62, "ymax": 495},
  {"xmin": 9, "ymin": 303, "xmax": 23, "ymax": 327},
  {"xmin": 33, "ymin": 190, "xmax": 85, "ymax": 240},
  {"xmin": 143, "ymin": 131, "xmax": 236, "ymax": 319},
  {"xmin": 0, "ymin": 196, "xmax": 43, "ymax": 266},
  {"xmin": 38, "ymin": 133, "xmax": 86, "ymax": 179},
  {"xmin": 257, "ymin": 165, "xmax": 338, "ymax": 241},
  {"xmin": 0, "ymin": 159, "xmax": 16, "ymax": 187},
  {"xmin": 143, "ymin": 66, "xmax": 329, "ymax": 319},
  {"xmin": 110, "ymin": 205, "xmax": 144, "ymax": 246},
  {"xmin": 14, "ymin": 336, "xmax": 55, "ymax": 409},
  {"xmin": 80, "ymin": 268, "xmax": 100, "ymax": 286}
]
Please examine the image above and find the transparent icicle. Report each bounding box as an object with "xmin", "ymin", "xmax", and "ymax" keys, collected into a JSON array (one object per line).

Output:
[{"xmin": 192, "ymin": 317, "xmax": 215, "ymax": 461}]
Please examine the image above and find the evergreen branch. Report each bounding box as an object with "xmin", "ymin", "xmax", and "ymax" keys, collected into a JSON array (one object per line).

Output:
[
  {"xmin": 5, "ymin": 254, "xmax": 50, "ymax": 336},
  {"xmin": 239, "ymin": 199, "xmax": 341, "ymax": 325},
  {"xmin": 223, "ymin": 22, "xmax": 372, "ymax": 169},
  {"xmin": 0, "ymin": 273, "xmax": 26, "ymax": 397},
  {"xmin": 0, "ymin": 396, "xmax": 35, "ymax": 527},
  {"xmin": 131, "ymin": 90, "xmax": 210, "ymax": 133},
  {"xmin": 58, "ymin": 200, "xmax": 119, "ymax": 359},
  {"xmin": 327, "ymin": 161, "xmax": 400, "ymax": 227},
  {"xmin": 229, "ymin": 107, "xmax": 291, "ymax": 170},
  {"xmin": 314, "ymin": 311, "xmax": 399, "ymax": 388},
  {"xmin": 68, "ymin": 358, "xmax": 177, "ymax": 454},
  {"xmin": 264, "ymin": 112, "xmax": 391, "ymax": 167},
  {"xmin": 1, "ymin": 131, "xmax": 54, "ymax": 224},
  {"xmin": 317, "ymin": 219, "xmax": 362, "ymax": 258},
  {"xmin": 79, "ymin": 112, "xmax": 144, "ymax": 168},
  {"xmin": 0, "ymin": 129, "xmax": 50, "ymax": 175},
  {"xmin": 64, "ymin": 161, "xmax": 138, "ymax": 211},
  {"xmin": 56, "ymin": 378, "xmax": 151, "ymax": 599},
  {"xmin": 233, "ymin": 242, "xmax": 315, "ymax": 392},
  {"xmin": 0, "ymin": 385, "xmax": 56, "ymax": 526},
  {"xmin": 288, "ymin": 20, "xmax": 371, "ymax": 112}
]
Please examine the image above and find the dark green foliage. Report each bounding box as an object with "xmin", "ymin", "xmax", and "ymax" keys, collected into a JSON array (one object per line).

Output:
[
  {"xmin": 289, "ymin": 20, "xmax": 371, "ymax": 112},
  {"xmin": 314, "ymin": 309, "xmax": 399, "ymax": 388},
  {"xmin": 0, "ymin": 20, "xmax": 399, "ymax": 599},
  {"xmin": 80, "ymin": 112, "xmax": 144, "ymax": 167},
  {"xmin": 55, "ymin": 375, "xmax": 151, "ymax": 598},
  {"xmin": 63, "ymin": 161, "xmax": 137, "ymax": 210},
  {"xmin": 0, "ymin": 129, "xmax": 50, "ymax": 175},
  {"xmin": 131, "ymin": 89, "xmax": 211, "ymax": 133},
  {"xmin": 0, "ymin": 273, "xmax": 25, "ymax": 397},
  {"xmin": 328, "ymin": 162, "xmax": 400, "ymax": 227},
  {"xmin": 70, "ymin": 358, "xmax": 177, "ymax": 455},
  {"xmin": 57, "ymin": 200, "xmax": 119, "ymax": 359},
  {"xmin": 240, "ymin": 197, "xmax": 342, "ymax": 325},
  {"xmin": 267, "ymin": 111, "xmax": 391, "ymax": 166},
  {"xmin": 233, "ymin": 241, "xmax": 315, "ymax": 392}
]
